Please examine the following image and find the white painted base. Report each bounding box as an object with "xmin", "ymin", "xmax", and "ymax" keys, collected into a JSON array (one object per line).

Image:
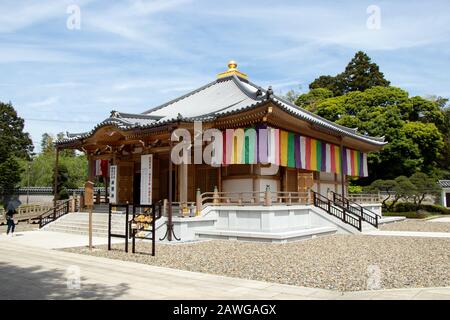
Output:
[{"xmin": 196, "ymin": 226, "xmax": 337, "ymax": 243}]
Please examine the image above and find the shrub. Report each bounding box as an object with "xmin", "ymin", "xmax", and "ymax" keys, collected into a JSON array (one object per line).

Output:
[
  {"xmin": 393, "ymin": 202, "xmax": 417, "ymax": 212},
  {"xmin": 419, "ymin": 204, "xmax": 450, "ymax": 215},
  {"xmin": 392, "ymin": 202, "xmax": 450, "ymax": 215},
  {"xmin": 383, "ymin": 211, "xmax": 430, "ymax": 219},
  {"xmin": 58, "ymin": 188, "xmax": 69, "ymax": 200}
]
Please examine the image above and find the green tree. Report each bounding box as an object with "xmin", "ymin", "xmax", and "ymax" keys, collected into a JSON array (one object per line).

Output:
[
  {"xmin": 19, "ymin": 152, "xmax": 87, "ymax": 188},
  {"xmin": 390, "ymin": 176, "xmax": 415, "ymax": 211},
  {"xmin": 409, "ymin": 172, "xmax": 441, "ymax": 206},
  {"xmin": 366, "ymin": 179, "xmax": 397, "ymax": 210},
  {"xmin": 0, "ymin": 102, "xmax": 33, "ymax": 160},
  {"xmin": 295, "ymin": 88, "xmax": 334, "ymax": 112},
  {"xmin": 310, "ymin": 86, "xmax": 445, "ymax": 180},
  {"xmin": 309, "ymin": 51, "xmax": 390, "ymax": 96},
  {"xmin": 40, "ymin": 133, "xmax": 55, "ymax": 154},
  {"xmin": 0, "ymin": 102, "xmax": 33, "ymax": 205}
]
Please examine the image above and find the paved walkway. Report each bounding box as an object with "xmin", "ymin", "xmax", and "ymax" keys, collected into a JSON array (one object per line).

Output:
[
  {"xmin": 363, "ymin": 230, "xmax": 450, "ymax": 238},
  {"xmin": 0, "ymin": 237, "xmax": 449, "ymax": 300},
  {"xmin": 0, "ymin": 230, "xmax": 123, "ymax": 249},
  {"xmin": 428, "ymin": 217, "xmax": 450, "ymax": 223}
]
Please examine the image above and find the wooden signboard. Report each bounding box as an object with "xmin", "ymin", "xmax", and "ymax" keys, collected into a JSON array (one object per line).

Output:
[
  {"xmin": 84, "ymin": 181, "xmax": 94, "ymax": 207},
  {"xmin": 84, "ymin": 180, "xmax": 94, "ymax": 250}
]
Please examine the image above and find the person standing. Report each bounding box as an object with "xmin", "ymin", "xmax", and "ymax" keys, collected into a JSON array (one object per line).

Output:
[{"xmin": 5, "ymin": 209, "xmax": 16, "ymax": 236}]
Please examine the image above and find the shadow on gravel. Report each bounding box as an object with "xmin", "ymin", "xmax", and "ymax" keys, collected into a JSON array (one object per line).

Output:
[{"xmin": 0, "ymin": 262, "xmax": 129, "ymax": 300}]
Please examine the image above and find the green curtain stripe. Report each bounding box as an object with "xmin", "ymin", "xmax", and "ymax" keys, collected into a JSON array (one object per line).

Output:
[
  {"xmin": 287, "ymin": 132, "xmax": 295, "ymax": 168},
  {"xmin": 316, "ymin": 140, "xmax": 322, "ymax": 171},
  {"xmin": 244, "ymin": 136, "xmax": 249, "ymax": 164}
]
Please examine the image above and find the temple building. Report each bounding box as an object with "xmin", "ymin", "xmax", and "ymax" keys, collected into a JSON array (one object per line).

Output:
[{"xmin": 56, "ymin": 61, "xmax": 387, "ymax": 242}]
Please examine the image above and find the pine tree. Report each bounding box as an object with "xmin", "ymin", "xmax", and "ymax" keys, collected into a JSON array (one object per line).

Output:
[{"xmin": 309, "ymin": 51, "xmax": 390, "ymax": 96}]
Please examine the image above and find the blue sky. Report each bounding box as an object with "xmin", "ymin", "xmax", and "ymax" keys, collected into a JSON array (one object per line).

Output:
[{"xmin": 1, "ymin": 0, "xmax": 449, "ymax": 152}]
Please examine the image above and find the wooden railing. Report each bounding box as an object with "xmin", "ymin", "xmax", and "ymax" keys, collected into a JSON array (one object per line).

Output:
[
  {"xmin": 38, "ymin": 199, "xmax": 72, "ymax": 228},
  {"xmin": 0, "ymin": 203, "xmax": 53, "ymax": 224},
  {"xmin": 331, "ymin": 191, "xmax": 378, "ymax": 228},
  {"xmin": 312, "ymin": 191, "xmax": 362, "ymax": 231},
  {"xmin": 196, "ymin": 190, "xmax": 311, "ymax": 214},
  {"xmin": 347, "ymin": 193, "xmax": 381, "ymax": 204}
]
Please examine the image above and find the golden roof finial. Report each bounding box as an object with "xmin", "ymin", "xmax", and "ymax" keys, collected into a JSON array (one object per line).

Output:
[
  {"xmin": 228, "ymin": 60, "xmax": 237, "ymax": 70},
  {"xmin": 217, "ymin": 60, "xmax": 248, "ymax": 80}
]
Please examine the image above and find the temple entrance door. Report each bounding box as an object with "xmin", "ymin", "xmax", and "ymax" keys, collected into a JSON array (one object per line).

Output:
[
  {"xmin": 285, "ymin": 168, "xmax": 298, "ymax": 192},
  {"xmin": 117, "ymin": 161, "xmax": 134, "ymax": 204}
]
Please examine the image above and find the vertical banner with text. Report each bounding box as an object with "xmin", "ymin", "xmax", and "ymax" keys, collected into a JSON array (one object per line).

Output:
[
  {"xmin": 109, "ymin": 165, "xmax": 117, "ymax": 204},
  {"xmin": 140, "ymin": 154, "xmax": 153, "ymax": 205}
]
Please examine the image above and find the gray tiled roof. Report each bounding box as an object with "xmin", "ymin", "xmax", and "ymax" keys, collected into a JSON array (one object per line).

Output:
[{"xmin": 58, "ymin": 75, "xmax": 386, "ymax": 146}]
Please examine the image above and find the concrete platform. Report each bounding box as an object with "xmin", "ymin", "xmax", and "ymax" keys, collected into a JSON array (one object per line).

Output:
[{"xmin": 196, "ymin": 226, "xmax": 337, "ymax": 242}]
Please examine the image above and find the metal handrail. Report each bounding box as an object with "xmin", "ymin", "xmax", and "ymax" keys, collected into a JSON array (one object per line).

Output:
[
  {"xmin": 312, "ymin": 191, "xmax": 362, "ymax": 231},
  {"xmin": 331, "ymin": 191, "xmax": 378, "ymax": 228},
  {"xmin": 38, "ymin": 199, "xmax": 71, "ymax": 228}
]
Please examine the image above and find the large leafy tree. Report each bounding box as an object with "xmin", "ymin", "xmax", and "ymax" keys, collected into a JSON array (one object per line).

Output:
[
  {"xmin": 304, "ymin": 86, "xmax": 445, "ymax": 181},
  {"xmin": 309, "ymin": 51, "xmax": 390, "ymax": 96},
  {"xmin": 19, "ymin": 132, "xmax": 87, "ymax": 189},
  {"xmin": 0, "ymin": 102, "xmax": 33, "ymax": 203}
]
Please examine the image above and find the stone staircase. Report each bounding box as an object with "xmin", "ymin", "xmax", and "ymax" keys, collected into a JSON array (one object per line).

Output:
[{"xmin": 42, "ymin": 212, "xmax": 127, "ymax": 237}]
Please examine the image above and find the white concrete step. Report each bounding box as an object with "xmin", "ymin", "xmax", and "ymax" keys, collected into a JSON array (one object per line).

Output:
[
  {"xmin": 42, "ymin": 212, "xmax": 129, "ymax": 237},
  {"xmin": 196, "ymin": 226, "xmax": 337, "ymax": 243},
  {"xmin": 378, "ymin": 216, "xmax": 406, "ymax": 225}
]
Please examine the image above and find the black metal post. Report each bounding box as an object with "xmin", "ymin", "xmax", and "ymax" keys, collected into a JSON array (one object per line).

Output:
[
  {"xmin": 107, "ymin": 203, "xmax": 112, "ymax": 251},
  {"xmin": 125, "ymin": 205, "xmax": 129, "ymax": 253},
  {"xmin": 152, "ymin": 204, "xmax": 156, "ymax": 256}
]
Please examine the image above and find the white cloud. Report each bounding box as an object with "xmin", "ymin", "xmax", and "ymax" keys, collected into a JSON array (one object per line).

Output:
[{"xmin": 27, "ymin": 96, "xmax": 60, "ymax": 108}]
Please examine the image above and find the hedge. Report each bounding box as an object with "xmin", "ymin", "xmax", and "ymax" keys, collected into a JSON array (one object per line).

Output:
[{"xmin": 392, "ymin": 202, "xmax": 450, "ymax": 215}]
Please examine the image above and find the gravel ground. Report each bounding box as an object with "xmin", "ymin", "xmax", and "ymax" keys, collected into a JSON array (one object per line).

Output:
[
  {"xmin": 380, "ymin": 219, "xmax": 450, "ymax": 232},
  {"xmin": 64, "ymin": 235, "xmax": 450, "ymax": 292}
]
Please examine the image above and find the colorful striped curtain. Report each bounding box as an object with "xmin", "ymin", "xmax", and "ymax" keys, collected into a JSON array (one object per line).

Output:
[{"xmin": 220, "ymin": 127, "xmax": 368, "ymax": 177}]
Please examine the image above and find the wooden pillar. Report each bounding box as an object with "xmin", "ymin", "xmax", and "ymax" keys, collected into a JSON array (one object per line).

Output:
[
  {"xmin": 179, "ymin": 163, "xmax": 188, "ymax": 204},
  {"xmin": 53, "ymin": 147, "xmax": 60, "ymax": 205},
  {"xmin": 168, "ymin": 137, "xmax": 173, "ymax": 241},
  {"xmin": 334, "ymin": 173, "xmax": 338, "ymax": 193},
  {"xmin": 317, "ymin": 172, "xmax": 321, "ymax": 195},
  {"xmin": 87, "ymin": 154, "xmax": 94, "ymax": 182},
  {"xmin": 340, "ymin": 137, "xmax": 346, "ymax": 198},
  {"xmin": 218, "ymin": 166, "xmax": 222, "ymax": 192}
]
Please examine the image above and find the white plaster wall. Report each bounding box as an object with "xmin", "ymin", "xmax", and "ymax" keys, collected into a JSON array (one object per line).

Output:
[
  {"xmin": 320, "ymin": 172, "xmax": 335, "ymax": 182},
  {"xmin": 320, "ymin": 183, "xmax": 335, "ymax": 197},
  {"xmin": 442, "ymin": 188, "xmax": 450, "ymax": 207},
  {"xmin": 222, "ymin": 178, "xmax": 253, "ymax": 194},
  {"xmin": 256, "ymin": 179, "xmax": 279, "ymax": 193},
  {"xmin": 360, "ymin": 204, "xmax": 382, "ymax": 216},
  {"xmin": 172, "ymin": 217, "xmax": 217, "ymax": 240},
  {"xmin": 205, "ymin": 205, "xmax": 356, "ymax": 235}
]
